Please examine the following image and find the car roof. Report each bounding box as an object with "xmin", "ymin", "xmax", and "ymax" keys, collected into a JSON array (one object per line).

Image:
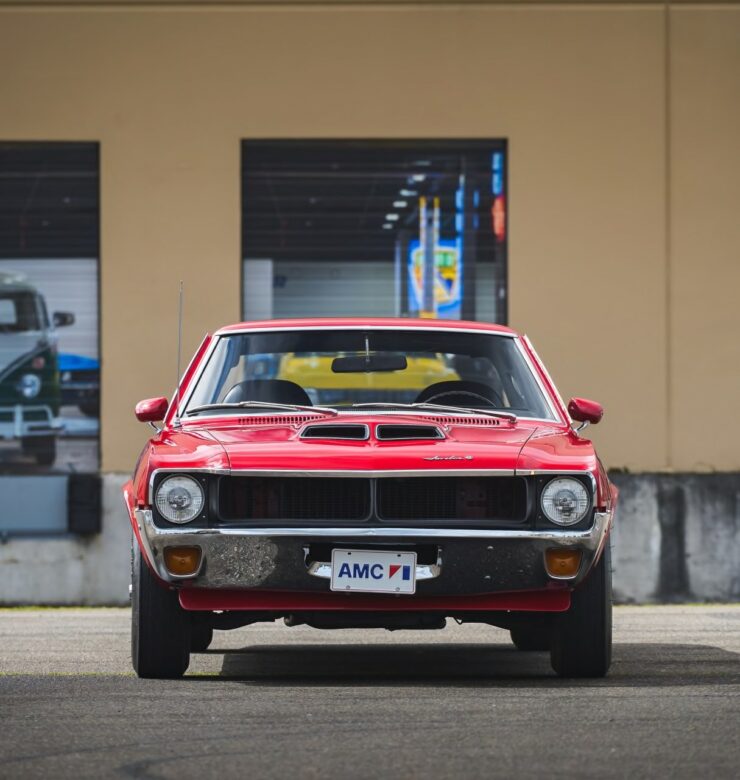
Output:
[
  {"xmin": 0, "ymin": 272, "xmax": 37, "ymax": 293},
  {"xmin": 216, "ymin": 318, "xmax": 518, "ymax": 336}
]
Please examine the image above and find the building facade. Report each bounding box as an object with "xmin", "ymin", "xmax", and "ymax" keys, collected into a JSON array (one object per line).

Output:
[{"xmin": 0, "ymin": 0, "xmax": 738, "ymax": 603}]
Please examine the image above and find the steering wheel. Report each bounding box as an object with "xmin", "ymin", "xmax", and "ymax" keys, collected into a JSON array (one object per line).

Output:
[{"xmin": 423, "ymin": 389, "xmax": 501, "ymax": 408}]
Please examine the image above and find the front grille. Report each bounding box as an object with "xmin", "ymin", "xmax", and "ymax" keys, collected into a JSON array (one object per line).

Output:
[
  {"xmin": 218, "ymin": 477, "xmax": 371, "ymax": 522},
  {"xmin": 377, "ymin": 477, "xmax": 527, "ymax": 523},
  {"xmin": 216, "ymin": 475, "xmax": 528, "ymax": 526}
]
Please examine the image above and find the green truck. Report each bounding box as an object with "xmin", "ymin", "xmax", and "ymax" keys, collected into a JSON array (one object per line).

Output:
[{"xmin": 0, "ymin": 272, "xmax": 74, "ymax": 467}]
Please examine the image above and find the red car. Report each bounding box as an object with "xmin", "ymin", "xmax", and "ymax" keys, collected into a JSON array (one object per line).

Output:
[{"xmin": 124, "ymin": 318, "xmax": 616, "ymax": 679}]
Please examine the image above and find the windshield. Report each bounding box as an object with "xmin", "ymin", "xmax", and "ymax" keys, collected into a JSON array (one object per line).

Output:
[
  {"xmin": 184, "ymin": 330, "xmax": 556, "ymax": 420},
  {"xmin": 0, "ymin": 292, "xmax": 41, "ymax": 333}
]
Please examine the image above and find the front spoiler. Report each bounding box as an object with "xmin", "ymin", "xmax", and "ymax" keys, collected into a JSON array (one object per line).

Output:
[{"xmin": 133, "ymin": 508, "xmax": 613, "ymax": 599}]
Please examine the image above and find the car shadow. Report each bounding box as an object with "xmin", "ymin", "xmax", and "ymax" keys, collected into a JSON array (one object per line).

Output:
[{"xmin": 190, "ymin": 641, "xmax": 740, "ymax": 687}]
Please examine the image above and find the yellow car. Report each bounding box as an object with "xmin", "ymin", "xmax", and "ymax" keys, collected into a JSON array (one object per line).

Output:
[{"xmin": 277, "ymin": 352, "xmax": 459, "ymax": 405}]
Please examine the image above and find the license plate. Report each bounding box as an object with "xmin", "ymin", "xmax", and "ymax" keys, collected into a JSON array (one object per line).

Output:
[{"xmin": 330, "ymin": 549, "xmax": 417, "ymax": 594}]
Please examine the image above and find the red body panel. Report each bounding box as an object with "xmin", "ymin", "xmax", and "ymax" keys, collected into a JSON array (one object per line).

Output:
[
  {"xmin": 132, "ymin": 428, "xmax": 228, "ymax": 506},
  {"xmin": 216, "ymin": 317, "xmax": 517, "ymax": 336},
  {"xmin": 199, "ymin": 416, "xmax": 539, "ymax": 472},
  {"xmin": 516, "ymin": 428, "xmax": 599, "ymax": 473},
  {"xmin": 126, "ymin": 317, "xmax": 616, "ymax": 611},
  {"xmin": 179, "ymin": 587, "xmax": 571, "ymax": 613}
]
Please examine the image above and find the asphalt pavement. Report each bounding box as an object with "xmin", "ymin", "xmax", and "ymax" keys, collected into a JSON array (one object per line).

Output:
[{"xmin": 1, "ymin": 605, "xmax": 739, "ymax": 779}]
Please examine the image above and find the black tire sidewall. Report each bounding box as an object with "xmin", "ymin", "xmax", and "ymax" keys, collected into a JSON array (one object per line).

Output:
[
  {"xmin": 550, "ymin": 541, "xmax": 613, "ymax": 678},
  {"xmin": 131, "ymin": 541, "xmax": 191, "ymax": 678}
]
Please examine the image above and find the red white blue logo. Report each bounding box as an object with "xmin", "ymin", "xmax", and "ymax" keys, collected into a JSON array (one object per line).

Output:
[
  {"xmin": 337, "ymin": 562, "xmax": 411, "ymax": 581},
  {"xmin": 389, "ymin": 564, "xmax": 412, "ymax": 581}
]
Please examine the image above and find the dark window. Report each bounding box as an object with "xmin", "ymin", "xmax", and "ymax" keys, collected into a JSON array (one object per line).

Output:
[
  {"xmin": 0, "ymin": 142, "xmax": 100, "ymax": 536},
  {"xmin": 242, "ymin": 140, "xmax": 507, "ymax": 323}
]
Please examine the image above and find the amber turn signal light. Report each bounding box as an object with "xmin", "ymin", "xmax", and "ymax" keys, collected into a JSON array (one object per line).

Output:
[
  {"xmin": 545, "ymin": 548, "xmax": 582, "ymax": 578},
  {"xmin": 163, "ymin": 546, "xmax": 202, "ymax": 576}
]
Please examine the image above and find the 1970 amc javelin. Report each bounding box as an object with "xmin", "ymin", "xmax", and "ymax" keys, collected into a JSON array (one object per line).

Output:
[{"xmin": 124, "ymin": 318, "xmax": 617, "ymax": 679}]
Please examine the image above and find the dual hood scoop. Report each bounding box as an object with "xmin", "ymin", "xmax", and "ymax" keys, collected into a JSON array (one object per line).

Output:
[{"xmin": 300, "ymin": 423, "xmax": 444, "ymax": 441}]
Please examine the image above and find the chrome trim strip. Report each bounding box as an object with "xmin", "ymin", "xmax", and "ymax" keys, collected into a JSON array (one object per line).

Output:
[
  {"xmin": 136, "ymin": 508, "xmax": 609, "ymax": 543},
  {"xmin": 148, "ymin": 466, "xmax": 230, "ymax": 505},
  {"xmin": 229, "ymin": 468, "xmax": 515, "ymax": 478},
  {"xmin": 516, "ymin": 468, "xmax": 597, "ymax": 495},
  {"xmin": 307, "ymin": 561, "xmax": 441, "ymax": 581}
]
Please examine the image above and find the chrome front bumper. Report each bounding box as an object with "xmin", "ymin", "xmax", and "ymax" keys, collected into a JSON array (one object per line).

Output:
[
  {"xmin": 134, "ymin": 509, "xmax": 613, "ymax": 594},
  {"xmin": 0, "ymin": 404, "xmax": 62, "ymax": 440}
]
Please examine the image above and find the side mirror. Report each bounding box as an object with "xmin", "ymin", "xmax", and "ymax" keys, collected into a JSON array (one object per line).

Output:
[
  {"xmin": 52, "ymin": 311, "xmax": 75, "ymax": 328},
  {"xmin": 135, "ymin": 397, "xmax": 169, "ymax": 423},
  {"xmin": 53, "ymin": 311, "xmax": 75, "ymax": 327},
  {"xmin": 567, "ymin": 397, "xmax": 604, "ymax": 429}
]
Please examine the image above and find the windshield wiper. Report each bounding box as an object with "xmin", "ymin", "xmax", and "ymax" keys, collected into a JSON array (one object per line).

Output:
[
  {"xmin": 351, "ymin": 402, "xmax": 517, "ymax": 422},
  {"xmin": 184, "ymin": 400, "xmax": 338, "ymax": 417}
]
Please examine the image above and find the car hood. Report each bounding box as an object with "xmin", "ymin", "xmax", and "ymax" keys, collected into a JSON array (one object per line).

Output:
[
  {"xmin": 170, "ymin": 415, "xmax": 589, "ymax": 473},
  {"xmin": 0, "ymin": 332, "xmax": 46, "ymax": 379}
]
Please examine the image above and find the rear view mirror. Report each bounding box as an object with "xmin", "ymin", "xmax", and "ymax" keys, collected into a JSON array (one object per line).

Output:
[
  {"xmin": 568, "ymin": 397, "xmax": 604, "ymax": 426},
  {"xmin": 332, "ymin": 354, "xmax": 408, "ymax": 373},
  {"xmin": 135, "ymin": 396, "xmax": 169, "ymax": 423},
  {"xmin": 53, "ymin": 311, "xmax": 75, "ymax": 327}
]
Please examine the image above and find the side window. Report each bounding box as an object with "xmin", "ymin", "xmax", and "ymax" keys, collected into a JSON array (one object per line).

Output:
[{"xmin": 0, "ymin": 298, "xmax": 15, "ymax": 324}]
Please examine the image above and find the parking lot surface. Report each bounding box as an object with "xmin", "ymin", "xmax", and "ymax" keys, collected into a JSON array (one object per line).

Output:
[{"xmin": 1, "ymin": 605, "xmax": 739, "ymax": 779}]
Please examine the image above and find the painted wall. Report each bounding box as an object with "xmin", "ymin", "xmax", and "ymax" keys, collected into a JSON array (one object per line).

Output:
[{"xmin": 1, "ymin": 2, "xmax": 736, "ymax": 474}]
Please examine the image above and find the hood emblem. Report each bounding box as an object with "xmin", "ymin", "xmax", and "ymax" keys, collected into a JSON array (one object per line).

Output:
[{"xmin": 423, "ymin": 455, "xmax": 474, "ymax": 461}]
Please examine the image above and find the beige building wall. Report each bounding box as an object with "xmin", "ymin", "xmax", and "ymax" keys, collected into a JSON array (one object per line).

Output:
[
  {"xmin": 0, "ymin": 2, "xmax": 737, "ymax": 473},
  {"xmin": 670, "ymin": 7, "xmax": 740, "ymax": 471}
]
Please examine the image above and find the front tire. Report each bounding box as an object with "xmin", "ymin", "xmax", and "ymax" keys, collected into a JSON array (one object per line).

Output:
[
  {"xmin": 550, "ymin": 542, "xmax": 612, "ymax": 678},
  {"xmin": 131, "ymin": 542, "xmax": 191, "ymax": 678},
  {"xmin": 190, "ymin": 625, "xmax": 214, "ymax": 653}
]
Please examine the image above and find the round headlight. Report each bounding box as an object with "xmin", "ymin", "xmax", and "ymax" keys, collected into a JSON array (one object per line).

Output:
[
  {"xmin": 17, "ymin": 373, "xmax": 41, "ymax": 399},
  {"xmin": 541, "ymin": 477, "xmax": 590, "ymax": 526},
  {"xmin": 155, "ymin": 475, "xmax": 205, "ymax": 524}
]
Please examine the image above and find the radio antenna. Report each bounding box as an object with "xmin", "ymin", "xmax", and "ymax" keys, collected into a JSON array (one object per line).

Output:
[{"xmin": 174, "ymin": 280, "xmax": 184, "ymax": 427}]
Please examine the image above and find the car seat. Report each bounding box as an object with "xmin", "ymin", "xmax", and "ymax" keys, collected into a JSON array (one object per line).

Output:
[{"xmin": 222, "ymin": 379, "xmax": 312, "ymax": 406}]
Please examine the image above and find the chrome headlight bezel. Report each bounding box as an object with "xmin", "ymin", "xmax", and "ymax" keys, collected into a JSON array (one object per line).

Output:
[
  {"xmin": 540, "ymin": 476, "xmax": 592, "ymax": 527},
  {"xmin": 154, "ymin": 475, "xmax": 206, "ymax": 525}
]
